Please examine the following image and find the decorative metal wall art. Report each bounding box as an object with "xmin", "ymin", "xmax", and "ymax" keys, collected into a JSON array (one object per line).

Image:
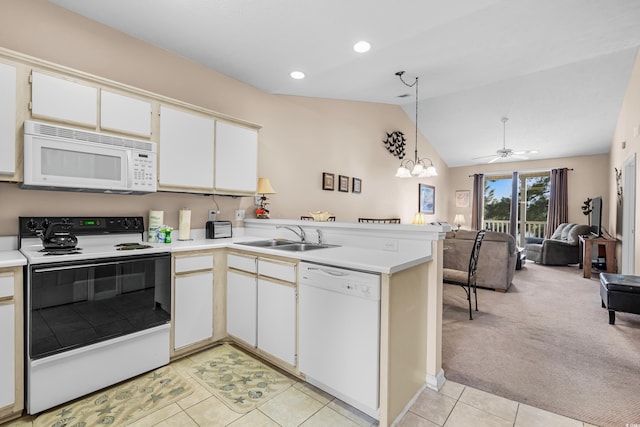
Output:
[{"xmin": 383, "ymin": 131, "xmax": 406, "ymax": 159}]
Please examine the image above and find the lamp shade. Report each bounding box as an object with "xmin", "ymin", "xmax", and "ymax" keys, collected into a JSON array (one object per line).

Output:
[
  {"xmin": 257, "ymin": 178, "xmax": 276, "ymax": 194},
  {"xmin": 454, "ymin": 214, "xmax": 466, "ymax": 227}
]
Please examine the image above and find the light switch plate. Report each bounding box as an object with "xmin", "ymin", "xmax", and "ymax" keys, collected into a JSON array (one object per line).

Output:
[{"xmin": 235, "ymin": 210, "xmax": 245, "ymax": 220}]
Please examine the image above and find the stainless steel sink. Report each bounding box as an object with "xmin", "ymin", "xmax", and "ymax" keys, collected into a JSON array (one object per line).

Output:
[
  {"xmin": 237, "ymin": 240, "xmax": 338, "ymax": 252},
  {"xmin": 237, "ymin": 239, "xmax": 296, "ymax": 247},
  {"xmin": 272, "ymin": 242, "xmax": 337, "ymax": 252}
]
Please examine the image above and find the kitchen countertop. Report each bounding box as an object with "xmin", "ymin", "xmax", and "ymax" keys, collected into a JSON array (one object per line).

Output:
[
  {"xmin": 0, "ymin": 250, "xmax": 27, "ymax": 268},
  {"xmin": 170, "ymin": 236, "xmax": 430, "ymax": 274}
]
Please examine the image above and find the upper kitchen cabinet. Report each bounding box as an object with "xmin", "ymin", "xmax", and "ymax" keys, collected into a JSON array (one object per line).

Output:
[
  {"xmin": 100, "ymin": 90, "xmax": 152, "ymax": 137},
  {"xmin": 158, "ymin": 105, "xmax": 215, "ymax": 191},
  {"xmin": 0, "ymin": 61, "xmax": 17, "ymax": 176},
  {"xmin": 215, "ymin": 121, "xmax": 258, "ymax": 194},
  {"xmin": 30, "ymin": 71, "xmax": 97, "ymax": 127}
]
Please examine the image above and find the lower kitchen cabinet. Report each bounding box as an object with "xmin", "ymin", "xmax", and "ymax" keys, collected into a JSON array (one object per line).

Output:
[
  {"xmin": 226, "ymin": 269, "xmax": 257, "ymax": 346},
  {"xmin": 257, "ymin": 278, "xmax": 296, "ymax": 365},
  {"xmin": 226, "ymin": 252, "xmax": 298, "ymax": 369},
  {"xmin": 0, "ymin": 267, "xmax": 23, "ymax": 424},
  {"xmin": 172, "ymin": 252, "xmax": 214, "ymax": 357}
]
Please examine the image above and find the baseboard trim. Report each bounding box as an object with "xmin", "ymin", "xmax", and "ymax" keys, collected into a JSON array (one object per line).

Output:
[{"xmin": 426, "ymin": 369, "xmax": 446, "ymax": 391}]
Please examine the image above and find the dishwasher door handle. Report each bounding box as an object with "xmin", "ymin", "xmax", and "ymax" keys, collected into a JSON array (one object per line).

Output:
[{"xmin": 307, "ymin": 266, "xmax": 350, "ymax": 277}]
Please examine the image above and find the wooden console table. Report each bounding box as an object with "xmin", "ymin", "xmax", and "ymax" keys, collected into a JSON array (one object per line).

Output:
[{"xmin": 579, "ymin": 235, "xmax": 616, "ymax": 279}]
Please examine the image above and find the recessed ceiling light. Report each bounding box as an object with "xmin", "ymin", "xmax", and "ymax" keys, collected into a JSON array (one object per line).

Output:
[
  {"xmin": 353, "ymin": 41, "xmax": 371, "ymax": 53},
  {"xmin": 290, "ymin": 71, "xmax": 305, "ymax": 80}
]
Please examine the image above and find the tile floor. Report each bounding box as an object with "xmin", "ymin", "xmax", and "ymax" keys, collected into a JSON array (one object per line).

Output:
[{"xmin": 3, "ymin": 347, "xmax": 595, "ymax": 427}]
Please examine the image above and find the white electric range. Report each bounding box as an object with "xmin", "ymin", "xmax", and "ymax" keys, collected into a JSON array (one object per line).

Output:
[{"xmin": 19, "ymin": 216, "xmax": 172, "ymax": 414}]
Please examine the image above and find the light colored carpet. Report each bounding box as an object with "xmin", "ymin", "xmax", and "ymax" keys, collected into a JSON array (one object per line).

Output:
[
  {"xmin": 442, "ymin": 262, "xmax": 640, "ymax": 427},
  {"xmin": 34, "ymin": 365, "xmax": 192, "ymax": 427},
  {"xmin": 189, "ymin": 343, "xmax": 295, "ymax": 413}
]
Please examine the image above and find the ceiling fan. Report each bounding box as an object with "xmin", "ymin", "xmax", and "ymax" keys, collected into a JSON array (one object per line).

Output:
[{"xmin": 473, "ymin": 117, "xmax": 537, "ymax": 164}]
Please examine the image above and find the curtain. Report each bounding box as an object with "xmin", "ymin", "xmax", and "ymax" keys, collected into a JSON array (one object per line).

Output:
[
  {"xmin": 510, "ymin": 171, "xmax": 519, "ymax": 239},
  {"xmin": 471, "ymin": 173, "xmax": 484, "ymax": 230},
  {"xmin": 545, "ymin": 168, "xmax": 569, "ymax": 238}
]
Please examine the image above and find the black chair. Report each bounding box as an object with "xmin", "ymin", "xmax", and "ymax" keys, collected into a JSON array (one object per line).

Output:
[
  {"xmin": 443, "ymin": 229, "xmax": 486, "ymax": 319},
  {"xmin": 358, "ymin": 218, "xmax": 400, "ymax": 224},
  {"xmin": 301, "ymin": 216, "xmax": 336, "ymax": 221}
]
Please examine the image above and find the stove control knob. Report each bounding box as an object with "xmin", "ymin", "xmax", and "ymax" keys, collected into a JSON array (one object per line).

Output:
[
  {"xmin": 26, "ymin": 219, "xmax": 38, "ymax": 231},
  {"xmin": 122, "ymin": 218, "xmax": 131, "ymax": 229},
  {"xmin": 132, "ymin": 218, "xmax": 141, "ymax": 229},
  {"xmin": 41, "ymin": 219, "xmax": 50, "ymax": 230}
]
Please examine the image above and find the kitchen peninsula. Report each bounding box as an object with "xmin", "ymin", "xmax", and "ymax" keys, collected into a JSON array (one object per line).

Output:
[{"xmin": 3, "ymin": 219, "xmax": 447, "ymax": 427}]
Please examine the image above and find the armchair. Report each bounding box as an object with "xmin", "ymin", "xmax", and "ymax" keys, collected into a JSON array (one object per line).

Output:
[{"xmin": 524, "ymin": 223, "xmax": 591, "ymax": 265}]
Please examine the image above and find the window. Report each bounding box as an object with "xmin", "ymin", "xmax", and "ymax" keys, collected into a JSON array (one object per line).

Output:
[{"xmin": 483, "ymin": 171, "xmax": 550, "ymax": 246}]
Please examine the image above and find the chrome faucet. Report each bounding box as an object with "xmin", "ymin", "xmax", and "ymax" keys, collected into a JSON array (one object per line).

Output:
[{"xmin": 276, "ymin": 225, "xmax": 306, "ymax": 242}]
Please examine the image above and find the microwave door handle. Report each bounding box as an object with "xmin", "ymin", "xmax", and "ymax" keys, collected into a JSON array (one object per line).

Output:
[{"xmin": 126, "ymin": 151, "xmax": 132, "ymax": 187}]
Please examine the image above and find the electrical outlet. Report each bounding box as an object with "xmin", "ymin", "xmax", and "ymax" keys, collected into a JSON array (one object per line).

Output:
[
  {"xmin": 382, "ymin": 239, "xmax": 399, "ymax": 251},
  {"xmin": 255, "ymin": 195, "xmax": 261, "ymax": 206},
  {"xmin": 208, "ymin": 210, "xmax": 217, "ymax": 221},
  {"xmin": 235, "ymin": 210, "xmax": 245, "ymax": 220}
]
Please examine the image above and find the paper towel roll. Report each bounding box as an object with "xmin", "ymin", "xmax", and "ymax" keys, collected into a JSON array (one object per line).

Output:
[
  {"xmin": 179, "ymin": 208, "xmax": 191, "ymax": 240},
  {"xmin": 148, "ymin": 210, "xmax": 164, "ymax": 242}
]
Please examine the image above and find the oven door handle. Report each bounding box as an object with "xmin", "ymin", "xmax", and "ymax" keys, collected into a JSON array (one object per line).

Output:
[{"xmin": 33, "ymin": 263, "xmax": 108, "ymax": 273}]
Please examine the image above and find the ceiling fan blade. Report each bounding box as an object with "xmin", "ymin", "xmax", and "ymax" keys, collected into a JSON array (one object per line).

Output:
[
  {"xmin": 487, "ymin": 156, "xmax": 502, "ymax": 164},
  {"xmin": 511, "ymin": 154, "xmax": 529, "ymax": 160},
  {"xmin": 472, "ymin": 154, "xmax": 499, "ymax": 160},
  {"xmin": 512, "ymin": 150, "xmax": 537, "ymax": 155}
]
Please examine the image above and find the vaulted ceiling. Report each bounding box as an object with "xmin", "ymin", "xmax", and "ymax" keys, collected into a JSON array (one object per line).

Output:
[{"xmin": 50, "ymin": 0, "xmax": 640, "ymax": 167}]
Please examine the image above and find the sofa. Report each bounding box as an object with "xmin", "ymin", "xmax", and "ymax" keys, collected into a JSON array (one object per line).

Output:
[
  {"xmin": 524, "ymin": 223, "xmax": 591, "ymax": 265},
  {"xmin": 443, "ymin": 230, "xmax": 518, "ymax": 292}
]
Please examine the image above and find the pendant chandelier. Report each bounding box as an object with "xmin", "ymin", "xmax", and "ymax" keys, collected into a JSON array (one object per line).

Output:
[{"xmin": 394, "ymin": 71, "xmax": 437, "ymax": 178}]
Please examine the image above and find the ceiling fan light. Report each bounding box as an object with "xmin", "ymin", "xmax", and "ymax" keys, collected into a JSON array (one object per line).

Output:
[{"xmin": 395, "ymin": 166, "xmax": 411, "ymax": 178}]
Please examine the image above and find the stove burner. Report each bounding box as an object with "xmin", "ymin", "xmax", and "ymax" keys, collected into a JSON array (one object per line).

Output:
[
  {"xmin": 115, "ymin": 242, "xmax": 153, "ymax": 251},
  {"xmin": 40, "ymin": 247, "xmax": 83, "ymax": 256}
]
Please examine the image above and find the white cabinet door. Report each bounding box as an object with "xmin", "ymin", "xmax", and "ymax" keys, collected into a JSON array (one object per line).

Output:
[
  {"xmin": 101, "ymin": 90, "xmax": 151, "ymax": 137},
  {"xmin": 159, "ymin": 105, "xmax": 215, "ymax": 190},
  {"xmin": 215, "ymin": 121, "xmax": 258, "ymax": 193},
  {"xmin": 174, "ymin": 272, "xmax": 214, "ymax": 349},
  {"xmin": 0, "ymin": 303, "xmax": 15, "ymax": 408},
  {"xmin": 226, "ymin": 270, "xmax": 257, "ymax": 346},
  {"xmin": 257, "ymin": 278, "xmax": 296, "ymax": 365},
  {"xmin": 31, "ymin": 71, "xmax": 97, "ymax": 126},
  {"xmin": 0, "ymin": 62, "xmax": 16, "ymax": 175}
]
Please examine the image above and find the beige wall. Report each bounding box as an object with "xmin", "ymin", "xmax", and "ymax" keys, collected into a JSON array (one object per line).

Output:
[
  {"xmin": 0, "ymin": 0, "xmax": 449, "ymax": 236},
  {"xmin": 446, "ymin": 155, "xmax": 610, "ymax": 228},
  {"xmin": 608, "ymin": 49, "xmax": 640, "ymax": 272}
]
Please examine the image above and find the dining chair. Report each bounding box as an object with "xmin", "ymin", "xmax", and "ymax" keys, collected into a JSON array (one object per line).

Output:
[{"xmin": 443, "ymin": 229, "xmax": 486, "ymax": 319}]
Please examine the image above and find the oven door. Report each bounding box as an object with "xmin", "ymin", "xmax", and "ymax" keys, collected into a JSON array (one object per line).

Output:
[{"xmin": 27, "ymin": 253, "xmax": 171, "ymax": 360}]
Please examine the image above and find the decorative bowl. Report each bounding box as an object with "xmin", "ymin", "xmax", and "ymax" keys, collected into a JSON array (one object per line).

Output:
[{"xmin": 309, "ymin": 211, "xmax": 332, "ymax": 221}]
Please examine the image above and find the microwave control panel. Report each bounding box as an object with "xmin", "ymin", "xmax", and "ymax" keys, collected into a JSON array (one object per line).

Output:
[{"xmin": 131, "ymin": 151, "xmax": 157, "ymax": 191}]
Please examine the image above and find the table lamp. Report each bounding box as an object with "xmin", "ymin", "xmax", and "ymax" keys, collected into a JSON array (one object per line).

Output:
[
  {"xmin": 256, "ymin": 178, "xmax": 276, "ymax": 219},
  {"xmin": 454, "ymin": 214, "xmax": 466, "ymax": 231}
]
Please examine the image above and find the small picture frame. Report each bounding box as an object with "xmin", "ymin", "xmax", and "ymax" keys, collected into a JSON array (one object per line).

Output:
[
  {"xmin": 455, "ymin": 190, "xmax": 470, "ymax": 208},
  {"xmin": 338, "ymin": 175, "xmax": 349, "ymax": 192},
  {"xmin": 419, "ymin": 184, "xmax": 435, "ymax": 214},
  {"xmin": 322, "ymin": 172, "xmax": 335, "ymax": 191},
  {"xmin": 352, "ymin": 177, "xmax": 362, "ymax": 194}
]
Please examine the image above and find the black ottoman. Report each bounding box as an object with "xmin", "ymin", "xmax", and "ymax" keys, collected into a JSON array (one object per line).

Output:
[{"xmin": 599, "ymin": 273, "xmax": 640, "ymax": 325}]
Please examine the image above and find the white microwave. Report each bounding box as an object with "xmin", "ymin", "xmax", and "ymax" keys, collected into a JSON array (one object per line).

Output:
[{"xmin": 22, "ymin": 120, "xmax": 157, "ymax": 194}]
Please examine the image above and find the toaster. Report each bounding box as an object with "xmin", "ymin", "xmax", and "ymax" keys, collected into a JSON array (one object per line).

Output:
[{"xmin": 206, "ymin": 220, "xmax": 232, "ymax": 239}]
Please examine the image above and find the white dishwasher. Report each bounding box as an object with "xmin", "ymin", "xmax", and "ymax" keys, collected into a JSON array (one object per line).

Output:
[{"xmin": 299, "ymin": 261, "xmax": 381, "ymax": 419}]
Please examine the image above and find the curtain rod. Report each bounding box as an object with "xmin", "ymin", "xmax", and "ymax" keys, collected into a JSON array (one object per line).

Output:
[{"xmin": 468, "ymin": 168, "xmax": 574, "ymax": 177}]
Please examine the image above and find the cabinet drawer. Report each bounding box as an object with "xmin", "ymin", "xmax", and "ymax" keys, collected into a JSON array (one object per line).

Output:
[
  {"xmin": 259, "ymin": 259, "xmax": 297, "ymax": 283},
  {"xmin": 228, "ymin": 253, "xmax": 257, "ymax": 273},
  {"xmin": 175, "ymin": 255, "xmax": 214, "ymax": 273},
  {"xmin": 0, "ymin": 274, "xmax": 13, "ymax": 299}
]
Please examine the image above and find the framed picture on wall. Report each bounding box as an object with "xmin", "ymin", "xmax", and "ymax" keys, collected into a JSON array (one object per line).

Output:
[
  {"xmin": 455, "ymin": 190, "xmax": 470, "ymax": 208},
  {"xmin": 338, "ymin": 175, "xmax": 350, "ymax": 192},
  {"xmin": 322, "ymin": 172, "xmax": 335, "ymax": 191},
  {"xmin": 352, "ymin": 177, "xmax": 362, "ymax": 194},
  {"xmin": 419, "ymin": 184, "xmax": 435, "ymax": 214}
]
